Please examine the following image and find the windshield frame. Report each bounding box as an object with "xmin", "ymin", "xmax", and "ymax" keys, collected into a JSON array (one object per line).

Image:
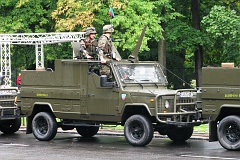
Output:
[{"xmin": 113, "ymin": 62, "xmax": 168, "ymax": 85}]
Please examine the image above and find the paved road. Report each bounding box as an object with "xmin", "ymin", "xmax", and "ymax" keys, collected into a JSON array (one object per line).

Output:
[{"xmin": 0, "ymin": 131, "xmax": 240, "ymax": 160}]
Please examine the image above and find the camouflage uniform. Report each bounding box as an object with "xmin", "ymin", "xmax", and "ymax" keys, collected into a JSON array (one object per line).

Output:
[
  {"xmin": 79, "ymin": 39, "xmax": 98, "ymax": 59},
  {"xmin": 98, "ymin": 35, "xmax": 112, "ymax": 60},
  {"xmin": 97, "ymin": 25, "xmax": 114, "ymax": 79},
  {"xmin": 79, "ymin": 27, "xmax": 98, "ymax": 59},
  {"xmin": 78, "ymin": 27, "xmax": 100, "ymax": 74}
]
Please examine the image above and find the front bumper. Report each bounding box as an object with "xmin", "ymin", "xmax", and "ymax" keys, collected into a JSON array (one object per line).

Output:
[{"xmin": 0, "ymin": 106, "xmax": 21, "ymax": 120}]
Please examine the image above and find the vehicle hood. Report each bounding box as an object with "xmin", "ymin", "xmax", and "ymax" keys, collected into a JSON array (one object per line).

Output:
[{"xmin": 124, "ymin": 88, "xmax": 177, "ymax": 97}]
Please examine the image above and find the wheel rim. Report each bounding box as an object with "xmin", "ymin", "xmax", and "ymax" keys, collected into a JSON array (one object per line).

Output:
[
  {"xmin": 129, "ymin": 120, "xmax": 144, "ymax": 140},
  {"xmin": 225, "ymin": 121, "xmax": 240, "ymax": 143},
  {"xmin": 35, "ymin": 116, "xmax": 48, "ymax": 135}
]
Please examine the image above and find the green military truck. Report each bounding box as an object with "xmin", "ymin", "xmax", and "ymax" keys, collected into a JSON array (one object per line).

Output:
[
  {"xmin": 201, "ymin": 66, "xmax": 240, "ymax": 150},
  {"xmin": 20, "ymin": 59, "xmax": 202, "ymax": 146},
  {"xmin": 0, "ymin": 76, "xmax": 21, "ymax": 134}
]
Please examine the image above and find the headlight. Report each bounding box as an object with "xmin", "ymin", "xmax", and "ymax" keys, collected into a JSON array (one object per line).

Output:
[{"xmin": 165, "ymin": 100, "xmax": 170, "ymax": 109}]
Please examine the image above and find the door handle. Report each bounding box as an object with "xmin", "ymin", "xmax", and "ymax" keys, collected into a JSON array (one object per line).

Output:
[{"xmin": 88, "ymin": 94, "xmax": 95, "ymax": 97}]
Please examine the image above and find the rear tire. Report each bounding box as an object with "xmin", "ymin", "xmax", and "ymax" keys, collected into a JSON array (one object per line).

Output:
[
  {"xmin": 218, "ymin": 116, "xmax": 240, "ymax": 150},
  {"xmin": 32, "ymin": 112, "xmax": 57, "ymax": 141},
  {"xmin": 167, "ymin": 126, "xmax": 193, "ymax": 142},
  {"xmin": 76, "ymin": 125, "xmax": 99, "ymax": 138},
  {"xmin": 124, "ymin": 115, "xmax": 153, "ymax": 146},
  {"xmin": 0, "ymin": 118, "xmax": 21, "ymax": 134}
]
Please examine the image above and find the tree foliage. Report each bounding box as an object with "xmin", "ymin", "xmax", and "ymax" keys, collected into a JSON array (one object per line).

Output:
[
  {"xmin": 0, "ymin": 0, "xmax": 56, "ymax": 33},
  {"xmin": 202, "ymin": 5, "xmax": 240, "ymax": 66},
  {"xmin": 112, "ymin": 0, "xmax": 181, "ymax": 54},
  {"xmin": 0, "ymin": 0, "xmax": 240, "ymax": 87},
  {"xmin": 51, "ymin": 0, "xmax": 126, "ymax": 32}
]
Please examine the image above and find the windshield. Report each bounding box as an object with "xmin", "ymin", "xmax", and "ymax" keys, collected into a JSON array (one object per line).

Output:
[{"xmin": 115, "ymin": 63, "xmax": 167, "ymax": 84}]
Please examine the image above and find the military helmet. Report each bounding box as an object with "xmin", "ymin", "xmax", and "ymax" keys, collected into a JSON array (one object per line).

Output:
[
  {"xmin": 103, "ymin": 25, "xmax": 114, "ymax": 33},
  {"xmin": 85, "ymin": 27, "xmax": 97, "ymax": 36}
]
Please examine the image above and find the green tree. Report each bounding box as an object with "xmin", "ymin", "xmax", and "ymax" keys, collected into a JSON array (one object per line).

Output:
[
  {"xmin": 51, "ymin": 0, "xmax": 126, "ymax": 32},
  {"xmin": 0, "ymin": 0, "xmax": 73, "ymax": 72},
  {"xmin": 3, "ymin": 0, "xmax": 239, "ymax": 89},
  {"xmin": 0, "ymin": 0, "xmax": 56, "ymax": 33},
  {"xmin": 202, "ymin": 5, "xmax": 240, "ymax": 66},
  {"xmin": 163, "ymin": 1, "xmax": 210, "ymax": 89}
]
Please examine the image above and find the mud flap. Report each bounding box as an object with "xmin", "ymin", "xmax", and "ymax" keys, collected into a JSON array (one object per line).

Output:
[
  {"xmin": 26, "ymin": 116, "xmax": 33, "ymax": 134},
  {"xmin": 209, "ymin": 120, "xmax": 218, "ymax": 142}
]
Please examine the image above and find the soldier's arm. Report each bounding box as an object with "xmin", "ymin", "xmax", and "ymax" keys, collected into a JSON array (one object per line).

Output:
[
  {"xmin": 97, "ymin": 36, "xmax": 107, "ymax": 63},
  {"xmin": 79, "ymin": 40, "xmax": 89, "ymax": 57},
  {"xmin": 98, "ymin": 36, "xmax": 107, "ymax": 51}
]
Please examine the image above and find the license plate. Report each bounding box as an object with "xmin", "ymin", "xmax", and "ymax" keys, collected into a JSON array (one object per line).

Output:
[
  {"xmin": 180, "ymin": 92, "xmax": 193, "ymax": 98},
  {"xmin": 0, "ymin": 91, "xmax": 13, "ymax": 95}
]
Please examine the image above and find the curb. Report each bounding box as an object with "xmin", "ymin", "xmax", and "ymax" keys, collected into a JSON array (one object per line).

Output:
[
  {"xmin": 19, "ymin": 127, "xmax": 209, "ymax": 140},
  {"xmin": 96, "ymin": 130, "xmax": 209, "ymax": 140}
]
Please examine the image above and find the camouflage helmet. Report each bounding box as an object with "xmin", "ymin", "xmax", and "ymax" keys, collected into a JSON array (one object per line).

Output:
[
  {"xmin": 103, "ymin": 24, "xmax": 114, "ymax": 33},
  {"xmin": 85, "ymin": 27, "xmax": 97, "ymax": 36}
]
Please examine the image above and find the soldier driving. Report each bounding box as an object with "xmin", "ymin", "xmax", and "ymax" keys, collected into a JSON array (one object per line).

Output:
[{"xmin": 79, "ymin": 27, "xmax": 98, "ymax": 59}]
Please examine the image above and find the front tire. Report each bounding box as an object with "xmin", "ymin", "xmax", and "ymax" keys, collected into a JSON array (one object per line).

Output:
[
  {"xmin": 218, "ymin": 116, "xmax": 240, "ymax": 150},
  {"xmin": 167, "ymin": 126, "xmax": 193, "ymax": 143},
  {"xmin": 32, "ymin": 112, "xmax": 57, "ymax": 141},
  {"xmin": 0, "ymin": 118, "xmax": 21, "ymax": 134},
  {"xmin": 124, "ymin": 115, "xmax": 153, "ymax": 146},
  {"xmin": 76, "ymin": 125, "xmax": 99, "ymax": 138}
]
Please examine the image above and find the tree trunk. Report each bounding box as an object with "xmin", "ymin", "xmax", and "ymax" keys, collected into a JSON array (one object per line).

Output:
[
  {"xmin": 191, "ymin": 0, "xmax": 203, "ymax": 87},
  {"xmin": 158, "ymin": 34, "xmax": 166, "ymax": 75},
  {"xmin": 158, "ymin": 7, "xmax": 166, "ymax": 75}
]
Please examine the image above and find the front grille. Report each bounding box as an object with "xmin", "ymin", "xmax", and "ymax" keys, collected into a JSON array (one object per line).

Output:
[
  {"xmin": 0, "ymin": 91, "xmax": 17, "ymax": 118},
  {"xmin": 176, "ymin": 98, "xmax": 195, "ymax": 112},
  {"xmin": 157, "ymin": 97, "xmax": 195, "ymax": 113},
  {"xmin": 177, "ymin": 98, "xmax": 194, "ymax": 104},
  {"xmin": 0, "ymin": 102, "xmax": 15, "ymax": 108},
  {"xmin": 2, "ymin": 109, "xmax": 15, "ymax": 115},
  {"xmin": 0, "ymin": 95, "xmax": 15, "ymax": 99},
  {"xmin": 156, "ymin": 90, "xmax": 198, "ymax": 123},
  {"xmin": 0, "ymin": 101, "xmax": 15, "ymax": 107},
  {"xmin": 0, "ymin": 93, "xmax": 16, "ymax": 108}
]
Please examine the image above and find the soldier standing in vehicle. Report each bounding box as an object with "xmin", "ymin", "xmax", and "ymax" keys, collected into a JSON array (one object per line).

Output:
[
  {"xmin": 79, "ymin": 27, "xmax": 98, "ymax": 59},
  {"xmin": 97, "ymin": 24, "xmax": 120, "ymax": 79}
]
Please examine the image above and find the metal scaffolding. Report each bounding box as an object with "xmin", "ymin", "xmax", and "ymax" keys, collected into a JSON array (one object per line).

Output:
[{"xmin": 0, "ymin": 32, "xmax": 85, "ymax": 86}]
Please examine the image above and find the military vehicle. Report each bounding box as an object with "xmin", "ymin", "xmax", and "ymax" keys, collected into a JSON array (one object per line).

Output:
[
  {"xmin": 19, "ymin": 27, "xmax": 202, "ymax": 146},
  {"xmin": 201, "ymin": 64, "xmax": 240, "ymax": 150},
  {"xmin": 0, "ymin": 76, "xmax": 21, "ymax": 134},
  {"xmin": 20, "ymin": 59, "xmax": 202, "ymax": 146}
]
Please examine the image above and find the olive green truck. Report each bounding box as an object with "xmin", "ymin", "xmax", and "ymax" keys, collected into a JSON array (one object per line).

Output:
[
  {"xmin": 202, "ymin": 66, "xmax": 240, "ymax": 150},
  {"xmin": 20, "ymin": 59, "xmax": 202, "ymax": 146},
  {"xmin": 19, "ymin": 59, "xmax": 240, "ymax": 150}
]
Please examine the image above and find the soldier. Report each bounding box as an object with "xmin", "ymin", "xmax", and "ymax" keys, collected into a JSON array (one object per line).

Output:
[
  {"xmin": 97, "ymin": 24, "xmax": 120, "ymax": 79},
  {"xmin": 97, "ymin": 24, "xmax": 121, "ymax": 63},
  {"xmin": 79, "ymin": 27, "xmax": 98, "ymax": 59}
]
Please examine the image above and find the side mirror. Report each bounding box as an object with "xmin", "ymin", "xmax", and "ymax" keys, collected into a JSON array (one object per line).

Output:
[{"xmin": 100, "ymin": 75, "xmax": 116, "ymax": 87}]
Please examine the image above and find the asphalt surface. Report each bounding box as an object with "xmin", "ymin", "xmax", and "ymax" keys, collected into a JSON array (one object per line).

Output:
[{"xmin": 2, "ymin": 130, "xmax": 240, "ymax": 160}]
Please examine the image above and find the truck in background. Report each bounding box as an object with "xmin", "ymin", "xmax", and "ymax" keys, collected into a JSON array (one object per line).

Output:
[
  {"xmin": 201, "ymin": 64, "xmax": 240, "ymax": 150},
  {"xmin": 0, "ymin": 76, "xmax": 21, "ymax": 134}
]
